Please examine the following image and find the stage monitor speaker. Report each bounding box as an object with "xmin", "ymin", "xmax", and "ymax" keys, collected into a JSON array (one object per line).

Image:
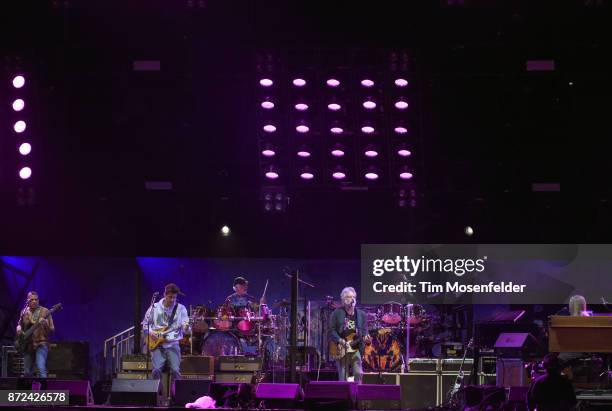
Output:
[
  {"xmin": 399, "ymin": 373, "xmax": 437, "ymax": 409},
  {"xmin": 174, "ymin": 379, "xmax": 212, "ymax": 406},
  {"xmin": 46, "ymin": 379, "xmax": 93, "ymax": 406},
  {"xmin": 110, "ymin": 378, "xmax": 161, "ymax": 406},
  {"xmin": 304, "ymin": 381, "xmax": 356, "ymax": 410},
  {"xmin": 256, "ymin": 383, "xmax": 301, "ymax": 408},
  {"xmin": 496, "ymin": 358, "xmax": 527, "ymax": 387},
  {"xmin": 508, "ymin": 385, "xmax": 529, "ymax": 410},
  {"xmin": 357, "ymin": 384, "xmax": 401, "ymax": 410},
  {"xmin": 47, "ymin": 341, "xmax": 89, "ymax": 378}
]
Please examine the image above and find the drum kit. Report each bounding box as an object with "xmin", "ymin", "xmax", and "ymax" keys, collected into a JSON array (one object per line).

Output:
[
  {"xmin": 363, "ymin": 302, "xmax": 440, "ymax": 372},
  {"xmin": 181, "ymin": 300, "xmax": 287, "ymax": 362}
]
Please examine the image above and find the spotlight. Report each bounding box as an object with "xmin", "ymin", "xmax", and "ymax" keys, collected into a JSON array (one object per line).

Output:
[
  {"xmin": 299, "ymin": 166, "xmax": 315, "ymax": 181},
  {"xmin": 332, "ymin": 166, "xmax": 348, "ymax": 180},
  {"xmin": 361, "ymin": 125, "xmax": 375, "ymax": 134},
  {"xmin": 330, "ymin": 126, "xmax": 344, "ymax": 134},
  {"xmin": 364, "ymin": 167, "xmax": 380, "ymax": 181},
  {"xmin": 293, "ymin": 78, "xmax": 306, "ymax": 87},
  {"xmin": 261, "ymin": 143, "xmax": 276, "ymax": 158},
  {"xmin": 295, "ymin": 102, "xmax": 309, "ymax": 111},
  {"xmin": 362, "ymin": 99, "xmax": 376, "ymax": 110},
  {"xmin": 14, "ymin": 121, "xmax": 27, "ymax": 133},
  {"xmin": 364, "ymin": 145, "xmax": 379, "ymax": 158},
  {"xmin": 397, "ymin": 143, "xmax": 412, "ymax": 157},
  {"xmin": 13, "ymin": 75, "xmax": 26, "ymax": 89},
  {"xmin": 399, "ymin": 165, "xmax": 414, "ymax": 180},
  {"xmin": 326, "ymin": 78, "xmax": 340, "ymax": 87},
  {"xmin": 264, "ymin": 165, "xmax": 279, "ymax": 180},
  {"xmin": 394, "ymin": 99, "xmax": 409, "ymax": 110},
  {"xmin": 19, "ymin": 167, "xmax": 32, "ymax": 180},
  {"xmin": 261, "ymin": 99, "xmax": 275, "ymax": 109},
  {"xmin": 19, "ymin": 143, "xmax": 32, "ymax": 156},
  {"xmin": 361, "ymin": 79, "xmax": 375, "ymax": 88},
  {"xmin": 297, "ymin": 146, "xmax": 312, "ymax": 158},
  {"xmin": 262, "ymin": 187, "xmax": 287, "ymax": 213},
  {"xmin": 331, "ymin": 144, "xmax": 346, "ymax": 157},
  {"xmin": 394, "ymin": 78, "xmax": 409, "ymax": 87},
  {"xmin": 263, "ymin": 124, "xmax": 276, "ymax": 133},
  {"xmin": 465, "ymin": 226, "xmax": 474, "ymax": 236},
  {"xmin": 328, "ymin": 103, "xmax": 341, "ymax": 111},
  {"xmin": 394, "ymin": 126, "xmax": 408, "ymax": 134},
  {"xmin": 259, "ymin": 78, "xmax": 273, "ymax": 87},
  {"xmin": 12, "ymin": 99, "xmax": 25, "ymax": 112},
  {"xmin": 296, "ymin": 124, "xmax": 309, "ymax": 133},
  {"xmin": 220, "ymin": 225, "xmax": 231, "ymax": 236}
]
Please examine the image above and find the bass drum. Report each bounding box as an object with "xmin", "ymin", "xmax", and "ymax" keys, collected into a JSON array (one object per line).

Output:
[
  {"xmin": 363, "ymin": 328, "xmax": 403, "ymax": 372},
  {"xmin": 201, "ymin": 331, "xmax": 242, "ymax": 357}
]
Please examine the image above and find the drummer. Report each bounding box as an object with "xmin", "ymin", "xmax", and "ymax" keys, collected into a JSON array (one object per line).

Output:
[{"xmin": 224, "ymin": 276, "xmax": 266, "ymax": 311}]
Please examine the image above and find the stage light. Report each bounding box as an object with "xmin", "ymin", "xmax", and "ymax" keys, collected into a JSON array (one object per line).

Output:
[
  {"xmin": 465, "ymin": 226, "xmax": 474, "ymax": 236},
  {"xmin": 13, "ymin": 75, "xmax": 25, "ymax": 89},
  {"xmin": 326, "ymin": 78, "xmax": 340, "ymax": 87},
  {"xmin": 260, "ymin": 78, "xmax": 273, "ymax": 87},
  {"xmin": 328, "ymin": 103, "xmax": 341, "ymax": 111},
  {"xmin": 261, "ymin": 143, "xmax": 276, "ymax": 158},
  {"xmin": 364, "ymin": 168, "xmax": 380, "ymax": 180},
  {"xmin": 364, "ymin": 145, "xmax": 379, "ymax": 158},
  {"xmin": 361, "ymin": 125, "xmax": 375, "ymax": 134},
  {"xmin": 12, "ymin": 99, "xmax": 25, "ymax": 112},
  {"xmin": 394, "ymin": 126, "xmax": 408, "ymax": 134},
  {"xmin": 299, "ymin": 167, "xmax": 315, "ymax": 180},
  {"xmin": 295, "ymin": 102, "xmax": 309, "ymax": 111},
  {"xmin": 264, "ymin": 166, "xmax": 279, "ymax": 180},
  {"xmin": 361, "ymin": 79, "xmax": 374, "ymax": 88},
  {"xmin": 331, "ymin": 126, "xmax": 344, "ymax": 134},
  {"xmin": 394, "ymin": 78, "xmax": 408, "ymax": 87},
  {"xmin": 19, "ymin": 143, "xmax": 32, "ymax": 156},
  {"xmin": 296, "ymin": 124, "xmax": 309, "ymax": 133},
  {"xmin": 331, "ymin": 144, "xmax": 346, "ymax": 157},
  {"xmin": 332, "ymin": 166, "xmax": 348, "ymax": 180},
  {"xmin": 363, "ymin": 99, "xmax": 376, "ymax": 110},
  {"xmin": 397, "ymin": 143, "xmax": 412, "ymax": 157},
  {"xmin": 261, "ymin": 100, "xmax": 275, "ymax": 109},
  {"xmin": 297, "ymin": 147, "xmax": 312, "ymax": 158},
  {"xmin": 263, "ymin": 124, "xmax": 276, "ymax": 133},
  {"xmin": 19, "ymin": 167, "xmax": 32, "ymax": 180},
  {"xmin": 14, "ymin": 121, "xmax": 26, "ymax": 133},
  {"xmin": 399, "ymin": 166, "xmax": 414, "ymax": 180},
  {"xmin": 395, "ymin": 99, "xmax": 409, "ymax": 110},
  {"xmin": 293, "ymin": 78, "xmax": 306, "ymax": 87},
  {"xmin": 220, "ymin": 225, "xmax": 231, "ymax": 236}
]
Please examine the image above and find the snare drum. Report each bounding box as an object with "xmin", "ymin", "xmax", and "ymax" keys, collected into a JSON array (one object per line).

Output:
[{"xmin": 381, "ymin": 302, "xmax": 403, "ymax": 325}]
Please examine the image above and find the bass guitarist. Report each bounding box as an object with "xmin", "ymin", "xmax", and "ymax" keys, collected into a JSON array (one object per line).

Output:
[
  {"xmin": 142, "ymin": 283, "xmax": 190, "ymax": 379},
  {"xmin": 16, "ymin": 291, "xmax": 55, "ymax": 378},
  {"xmin": 328, "ymin": 287, "xmax": 371, "ymax": 383}
]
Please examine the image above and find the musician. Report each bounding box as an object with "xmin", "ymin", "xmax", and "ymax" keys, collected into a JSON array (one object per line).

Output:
[
  {"xmin": 224, "ymin": 276, "xmax": 265, "ymax": 310},
  {"xmin": 558, "ymin": 295, "xmax": 590, "ymax": 375},
  {"xmin": 527, "ymin": 353, "xmax": 576, "ymax": 411},
  {"xmin": 142, "ymin": 283, "xmax": 190, "ymax": 379},
  {"xmin": 328, "ymin": 287, "xmax": 371, "ymax": 383},
  {"xmin": 16, "ymin": 291, "xmax": 55, "ymax": 378}
]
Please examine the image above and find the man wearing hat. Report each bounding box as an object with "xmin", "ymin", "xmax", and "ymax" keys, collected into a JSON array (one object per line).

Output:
[
  {"xmin": 225, "ymin": 276, "xmax": 261, "ymax": 310},
  {"xmin": 142, "ymin": 283, "xmax": 190, "ymax": 380}
]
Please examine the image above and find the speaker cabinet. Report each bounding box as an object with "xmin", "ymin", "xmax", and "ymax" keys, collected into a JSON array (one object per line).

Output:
[
  {"xmin": 399, "ymin": 372, "xmax": 437, "ymax": 409},
  {"xmin": 46, "ymin": 379, "xmax": 93, "ymax": 406},
  {"xmin": 496, "ymin": 358, "xmax": 527, "ymax": 387},
  {"xmin": 304, "ymin": 381, "xmax": 356, "ymax": 410},
  {"xmin": 110, "ymin": 378, "xmax": 161, "ymax": 406},
  {"xmin": 357, "ymin": 384, "xmax": 401, "ymax": 410},
  {"xmin": 47, "ymin": 342, "xmax": 89, "ymax": 379},
  {"xmin": 256, "ymin": 383, "xmax": 301, "ymax": 408}
]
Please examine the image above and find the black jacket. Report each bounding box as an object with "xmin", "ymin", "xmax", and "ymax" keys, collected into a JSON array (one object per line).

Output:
[{"xmin": 328, "ymin": 307, "xmax": 368, "ymax": 355}]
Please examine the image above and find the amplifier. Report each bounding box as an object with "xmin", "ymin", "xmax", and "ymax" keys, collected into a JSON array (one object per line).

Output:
[
  {"xmin": 47, "ymin": 342, "xmax": 89, "ymax": 377},
  {"xmin": 116, "ymin": 372, "xmax": 149, "ymax": 380},
  {"xmin": 181, "ymin": 355, "xmax": 214, "ymax": 375},
  {"xmin": 441, "ymin": 358, "xmax": 474, "ymax": 372},
  {"xmin": 218, "ymin": 356, "xmax": 261, "ymax": 372},
  {"xmin": 215, "ymin": 372, "xmax": 255, "ymax": 383},
  {"xmin": 122, "ymin": 354, "xmax": 152, "ymax": 371},
  {"xmin": 408, "ymin": 358, "xmax": 439, "ymax": 372},
  {"xmin": 1, "ymin": 346, "xmax": 23, "ymax": 378},
  {"xmin": 182, "ymin": 374, "xmax": 214, "ymax": 381}
]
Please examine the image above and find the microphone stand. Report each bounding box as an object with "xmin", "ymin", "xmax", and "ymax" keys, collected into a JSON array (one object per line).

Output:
[{"xmin": 146, "ymin": 292, "xmax": 158, "ymax": 379}]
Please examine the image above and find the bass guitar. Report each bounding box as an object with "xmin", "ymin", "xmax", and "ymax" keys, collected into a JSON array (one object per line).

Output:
[{"xmin": 14, "ymin": 303, "xmax": 62, "ymax": 353}]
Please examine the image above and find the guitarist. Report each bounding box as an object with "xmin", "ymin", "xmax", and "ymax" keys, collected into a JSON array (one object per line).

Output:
[
  {"xmin": 142, "ymin": 283, "xmax": 190, "ymax": 379},
  {"xmin": 16, "ymin": 291, "xmax": 55, "ymax": 378},
  {"xmin": 328, "ymin": 287, "xmax": 371, "ymax": 383}
]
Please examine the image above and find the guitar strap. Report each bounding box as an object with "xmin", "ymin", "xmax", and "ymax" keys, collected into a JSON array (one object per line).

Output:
[{"xmin": 167, "ymin": 303, "xmax": 179, "ymax": 328}]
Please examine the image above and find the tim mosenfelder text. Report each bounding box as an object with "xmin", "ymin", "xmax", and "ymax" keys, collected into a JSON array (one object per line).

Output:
[{"xmin": 370, "ymin": 256, "xmax": 527, "ymax": 294}]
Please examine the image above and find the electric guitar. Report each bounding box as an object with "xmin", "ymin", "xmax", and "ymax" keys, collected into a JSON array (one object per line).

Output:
[
  {"xmin": 148, "ymin": 320, "xmax": 190, "ymax": 351},
  {"xmin": 330, "ymin": 334, "xmax": 360, "ymax": 360},
  {"xmin": 14, "ymin": 303, "xmax": 62, "ymax": 354}
]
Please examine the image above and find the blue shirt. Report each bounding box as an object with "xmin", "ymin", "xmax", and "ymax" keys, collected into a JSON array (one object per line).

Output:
[{"xmin": 142, "ymin": 299, "xmax": 189, "ymax": 348}]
